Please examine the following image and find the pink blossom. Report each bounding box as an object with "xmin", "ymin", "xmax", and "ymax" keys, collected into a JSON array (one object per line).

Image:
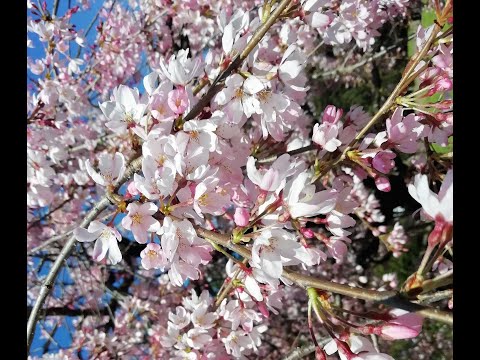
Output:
[
  {"xmin": 379, "ymin": 309, "xmax": 423, "ymax": 340},
  {"xmin": 121, "ymin": 202, "xmax": 160, "ymax": 244},
  {"xmin": 224, "ymin": 299, "xmax": 262, "ymax": 332},
  {"xmin": 85, "ymin": 152, "xmax": 125, "ymax": 187},
  {"xmin": 214, "ymin": 74, "xmax": 264, "ymax": 124},
  {"xmin": 74, "ymin": 221, "xmax": 122, "ymax": 265},
  {"xmin": 251, "ymin": 228, "xmax": 311, "ymax": 278},
  {"xmin": 246, "ymin": 154, "xmax": 293, "ymax": 193},
  {"xmin": 408, "ymin": 168, "xmax": 453, "ymax": 224},
  {"xmin": 375, "ymin": 176, "xmax": 391, "ymax": 192},
  {"xmin": 323, "ymin": 105, "xmax": 343, "ymax": 124},
  {"xmin": 99, "ymin": 85, "xmax": 147, "ymax": 135},
  {"xmin": 384, "ymin": 108, "xmax": 421, "ymax": 153},
  {"xmin": 234, "ymin": 207, "xmax": 250, "ymax": 226},
  {"xmin": 312, "ymin": 123, "xmax": 342, "ymax": 152},
  {"xmin": 167, "ymin": 88, "xmax": 189, "ymax": 115},
  {"xmin": 159, "ymin": 49, "xmax": 202, "ymax": 85},
  {"xmin": 284, "ymin": 171, "xmax": 337, "ymax": 219},
  {"xmin": 140, "ymin": 243, "xmax": 167, "ymax": 270},
  {"xmin": 386, "ymin": 222, "xmax": 409, "ymax": 257}
]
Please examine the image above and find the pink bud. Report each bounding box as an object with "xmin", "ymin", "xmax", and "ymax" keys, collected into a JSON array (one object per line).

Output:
[
  {"xmin": 257, "ymin": 301, "xmax": 270, "ymax": 318},
  {"xmin": 234, "ymin": 207, "xmax": 250, "ymax": 227},
  {"xmin": 375, "ymin": 176, "xmax": 391, "ymax": 192},
  {"xmin": 372, "ymin": 151, "xmax": 396, "ymax": 174},
  {"xmin": 390, "ymin": 310, "xmax": 423, "ymax": 328},
  {"xmin": 379, "ymin": 324, "xmax": 421, "ymax": 340},
  {"xmin": 323, "ymin": 105, "xmax": 343, "ymax": 124},
  {"xmin": 300, "ymin": 227, "xmax": 315, "ymax": 239}
]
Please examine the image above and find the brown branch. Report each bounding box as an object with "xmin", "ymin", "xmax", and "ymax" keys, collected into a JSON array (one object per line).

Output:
[
  {"xmin": 27, "ymin": 306, "xmax": 109, "ymax": 317},
  {"xmin": 190, "ymin": 223, "xmax": 452, "ymax": 325},
  {"xmin": 416, "ymin": 289, "xmax": 453, "ymax": 305},
  {"xmin": 312, "ymin": 23, "xmax": 443, "ymax": 182},
  {"xmin": 283, "ymin": 338, "xmax": 331, "ymax": 360},
  {"xmin": 27, "ymin": 156, "xmax": 142, "ymax": 352},
  {"xmin": 182, "ymin": 0, "xmax": 293, "ymax": 124},
  {"xmin": 256, "ymin": 144, "xmax": 317, "ymax": 164}
]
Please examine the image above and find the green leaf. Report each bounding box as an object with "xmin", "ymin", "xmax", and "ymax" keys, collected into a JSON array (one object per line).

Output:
[{"xmin": 431, "ymin": 137, "xmax": 453, "ymax": 154}]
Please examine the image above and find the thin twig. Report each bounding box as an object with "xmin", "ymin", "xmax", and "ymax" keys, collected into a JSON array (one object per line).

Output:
[
  {"xmin": 282, "ymin": 338, "xmax": 331, "ymax": 360},
  {"xmin": 312, "ymin": 24, "xmax": 442, "ymax": 183},
  {"xmin": 315, "ymin": 33, "xmax": 415, "ymax": 79},
  {"xmin": 52, "ymin": 0, "xmax": 60, "ymax": 17},
  {"xmin": 27, "ymin": 156, "xmax": 142, "ymax": 352},
  {"xmin": 190, "ymin": 223, "xmax": 453, "ymax": 325},
  {"xmin": 182, "ymin": 0, "xmax": 293, "ymax": 124}
]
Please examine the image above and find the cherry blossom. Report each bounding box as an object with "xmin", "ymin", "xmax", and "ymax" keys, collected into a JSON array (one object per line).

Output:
[
  {"xmin": 121, "ymin": 202, "xmax": 160, "ymax": 244},
  {"xmin": 26, "ymin": 1, "xmax": 452, "ymax": 358},
  {"xmin": 408, "ymin": 169, "xmax": 453, "ymax": 224},
  {"xmin": 100, "ymin": 85, "xmax": 147, "ymax": 135},
  {"xmin": 74, "ymin": 221, "xmax": 122, "ymax": 265},
  {"xmin": 251, "ymin": 228, "xmax": 311, "ymax": 279},
  {"xmin": 85, "ymin": 152, "xmax": 126, "ymax": 187}
]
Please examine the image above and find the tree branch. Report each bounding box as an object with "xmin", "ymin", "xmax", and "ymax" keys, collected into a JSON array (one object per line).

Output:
[
  {"xmin": 182, "ymin": 0, "xmax": 293, "ymax": 124},
  {"xmin": 312, "ymin": 23, "xmax": 443, "ymax": 182},
  {"xmin": 282, "ymin": 338, "xmax": 331, "ymax": 360},
  {"xmin": 191, "ymin": 223, "xmax": 453, "ymax": 325},
  {"xmin": 27, "ymin": 156, "xmax": 142, "ymax": 352},
  {"xmin": 27, "ymin": 306, "xmax": 109, "ymax": 317}
]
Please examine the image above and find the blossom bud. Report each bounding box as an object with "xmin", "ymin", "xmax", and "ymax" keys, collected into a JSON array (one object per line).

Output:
[
  {"xmin": 374, "ymin": 176, "xmax": 391, "ymax": 192},
  {"xmin": 300, "ymin": 227, "xmax": 315, "ymax": 239},
  {"xmin": 126, "ymin": 181, "xmax": 139, "ymax": 198},
  {"xmin": 378, "ymin": 324, "xmax": 421, "ymax": 340},
  {"xmin": 372, "ymin": 151, "xmax": 396, "ymax": 174},
  {"xmin": 323, "ymin": 105, "xmax": 343, "ymax": 124},
  {"xmin": 234, "ymin": 207, "xmax": 250, "ymax": 227}
]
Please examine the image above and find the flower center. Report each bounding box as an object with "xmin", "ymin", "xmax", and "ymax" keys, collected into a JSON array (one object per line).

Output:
[
  {"xmin": 257, "ymin": 90, "xmax": 271, "ymax": 103},
  {"xmin": 147, "ymin": 249, "xmax": 157, "ymax": 257},
  {"xmin": 157, "ymin": 154, "xmax": 166, "ymax": 166},
  {"xmin": 190, "ymin": 130, "xmax": 200, "ymax": 140},
  {"xmin": 131, "ymin": 213, "xmax": 142, "ymax": 224},
  {"xmin": 124, "ymin": 112, "xmax": 134, "ymax": 123},
  {"xmin": 198, "ymin": 194, "xmax": 208, "ymax": 206},
  {"xmin": 234, "ymin": 88, "xmax": 244, "ymax": 99}
]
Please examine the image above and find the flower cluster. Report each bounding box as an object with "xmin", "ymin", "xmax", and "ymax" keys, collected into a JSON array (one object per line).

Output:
[{"xmin": 27, "ymin": 0, "xmax": 453, "ymax": 359}]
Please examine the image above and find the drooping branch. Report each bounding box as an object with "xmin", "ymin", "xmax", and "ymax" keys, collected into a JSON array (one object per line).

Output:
[
  {"xmin": 27, "ymin": 306, "xmax": 109, "ymax": 317},
  {"xmin": 312, "ymin": 22, "xmax": 443, "ymax": 182},
  {"xmin": 182, "ymin": 0, "xmax": 294, "ymax": 124},
  {"xmin": 191, "ymin": 222, "xmax": 453, "ymax": 325},
  {"xmin": 27, "ymin": 156, "xmax": 142, "ymax": 351}
]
